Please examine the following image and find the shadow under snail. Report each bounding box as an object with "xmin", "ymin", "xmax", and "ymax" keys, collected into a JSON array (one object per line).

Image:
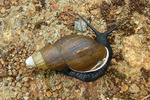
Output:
[{"xmin": 26, "ymin": 14, "xmax": 127, "ymax": 82}]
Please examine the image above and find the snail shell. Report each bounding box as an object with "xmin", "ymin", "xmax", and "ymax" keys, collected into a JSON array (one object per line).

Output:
[{"xmin": 26, "ymin": 35, "xmax": 109, "ymax": 72}]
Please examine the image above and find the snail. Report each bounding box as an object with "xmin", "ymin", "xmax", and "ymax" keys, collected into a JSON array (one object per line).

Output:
[{"xmin": 26, "ymin": 14, "xmax": 127, "ymax": 82}]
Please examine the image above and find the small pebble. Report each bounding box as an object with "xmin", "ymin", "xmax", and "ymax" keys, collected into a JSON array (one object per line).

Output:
[
  {"xmin": 22, "ymin": 77, "xmax": 29, "ymax": 83},
  {"xmin": 18, "ymin": 69, "xmax": 23, "ymax": 75},
  {"xmin": 22, "ymin": 87, "xmax": 27, "ymax": 93},
  {"xmin": 0, "ymin": 90, "xmax": 2, "ymax": 94},
  {"xmin": 32, "ymin": 0, "xmax": 39, "ymax": 3},
  {"xmin": 1, "ymin": 8, "xmax": 6, "ymax": 14},
  {"xmin": 0, "ymin": 0, "xmax": 4, "ymax": 5},
  {"xmin": 115, "ymin": 78, "xmax": 119, "ymax": 84},
  {"xmin": 56, "ymin": 84, "xmax": 62, "ymax": 90},
  {"xmin": 24, "ymin": 82, "xmax": 30, "ymax": 88},
  {"xmin": 74, "ymin": 20, "xmax": 87, "ymax": 32},
  {"xmin": 12, "ymin": 82, "xmax": 16, "ymax": 87},
  {"xmin": 7, "ymin": 77, "xmax": 13, "ymax": 82},
  {"xmin": 16, "ymin": 74, "xmax": 21, "ymax": 81},
  {"xmin": 8, "ymin": 70, "xmax": 12, "ymax": 76},
  {"xmin": 0, "ymin": 78, "xmax": 3, "ymax": 82},
  {"xmin": 148, "ymin": 46, "xmax": 150, "ymax": 50},
  {"xmin": 5, "ymin": 95, "xmax": 11, "ymax": 100},
  {"xmin": 12, "ymin": 69, "xmax": 18, "ymax": 77},
  {"xmin": 121, "ymin": 84, "xmax": 128, "ymax": 92},
  {"xmin": 90, "ymin": 9, "xmax": 99, "ymax": 15},
  {"xmin": 24, "ymin": 96, "xmax": 29, "ymax": 100},
  {"xmin": 16, "ymin": 82, "xmax": 22, "ymax": 87},
  {"xmin": 111, "ymin": 58, "xmax": 117, "ymax": 65},
  {"xmin": 8, "ymin": 66, "xmax": 11, "ymax": 70},
  {"xmin": 4, "ymin": 81, "xmax": 9, "ymax": 86},
  {"xmin": 17, "ymin": 92, "xmax": 22, "ymax": 99},
  {"xmin": 115, "ymin": 7, "xmax": 123, "ymax": 14},
  {"xmin": 129, "ymin": 83, "xmax": 140, "ymax": 93},
  {"xmin": 120, "ymin": 90, "xmax": 123, "ymax": 94},
  {"xmin": 4, "ymin": 1, "xmax": 10, "ymax": 8},
  {"xmin": 46, "ymin": 91, "xmax": 52, "ymax": 97},
  {"xmin": 53, "ymin": 92, "xmax": 58, "ymax": 98},
  {"xmin": 100, "ymin": 94, "xmax": 106, "ymax": 100},
  {"xmin": 51, "ymin": 86, "xmax": 56, "ymax": 91},
  {"xmin": 0, "ymin": 68, "xmax": 7, "ymax": 77},
  {"xmin": 113, "ymin": 98, "xmax": 118, "ymax": 100}
]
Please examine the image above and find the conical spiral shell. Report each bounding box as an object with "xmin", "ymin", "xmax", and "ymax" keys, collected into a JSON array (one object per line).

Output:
[{"xmin": 26, "ymin": 35, "xmax": 107, "ymax": 72}]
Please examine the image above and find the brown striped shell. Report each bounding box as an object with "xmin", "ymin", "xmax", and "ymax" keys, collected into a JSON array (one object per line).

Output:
[{"xmin": 36, "ymin": 35, "xmax": 107, "ymax": 72}]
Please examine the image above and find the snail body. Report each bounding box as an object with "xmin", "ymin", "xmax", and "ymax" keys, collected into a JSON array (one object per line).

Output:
[{"xmin": 26, "ymin": 14, "xmax": 127, "ymax": 82}]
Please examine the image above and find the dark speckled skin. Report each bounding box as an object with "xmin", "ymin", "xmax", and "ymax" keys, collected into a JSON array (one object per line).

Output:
[{"xmin": 58, "ymin": 14, "xmax": 127, "ymax": 82}]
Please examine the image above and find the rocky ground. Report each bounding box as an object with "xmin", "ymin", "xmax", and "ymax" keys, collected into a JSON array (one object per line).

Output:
[{"xmin": 0, "ymin": 0, "xmax": 150, "ymax": 100}]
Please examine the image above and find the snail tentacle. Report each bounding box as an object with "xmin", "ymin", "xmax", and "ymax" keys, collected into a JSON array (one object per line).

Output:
[
  {"xmin": 77, "ymin": 14, "xmax": 100, "ymax": 36},
  {"xmin": 103, "ymin": 19, "xmax": 127, "ymax": 36}
]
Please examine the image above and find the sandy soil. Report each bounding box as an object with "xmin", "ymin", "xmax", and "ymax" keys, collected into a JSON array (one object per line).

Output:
[{"xmin": 0, "ymin": 0, "xmax": 150, "ymax": 100}]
